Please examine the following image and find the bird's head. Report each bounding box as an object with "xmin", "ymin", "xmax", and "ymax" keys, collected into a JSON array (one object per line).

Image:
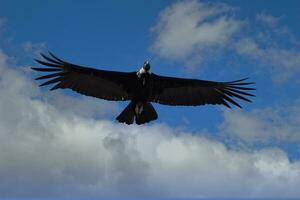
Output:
[{"xmin": 143, "ymin": 61, "xmax": 150, "ymax": 72}]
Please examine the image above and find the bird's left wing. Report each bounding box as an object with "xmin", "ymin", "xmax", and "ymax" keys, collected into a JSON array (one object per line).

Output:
[
  {"xmin": 149, "ymin": 74, "xmax": 255, "ymax": 108},
  {"xmin": 32, "ymin": 52, "xmax": 136, "ymax": 101}
]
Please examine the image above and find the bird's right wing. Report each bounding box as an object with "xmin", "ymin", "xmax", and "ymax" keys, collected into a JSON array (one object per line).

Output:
[
  {"xmin": 149, "ymin": 74, "xmax": 255, "ymax": 108},
  {"xmin": 32, "ymin": 52, "xmax": 136, "ymax": 101}
]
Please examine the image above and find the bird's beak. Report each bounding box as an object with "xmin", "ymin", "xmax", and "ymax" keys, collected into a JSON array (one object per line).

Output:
[{"xmin": 143, "ymin": 61, "xmax": 150, "ymax": 71}]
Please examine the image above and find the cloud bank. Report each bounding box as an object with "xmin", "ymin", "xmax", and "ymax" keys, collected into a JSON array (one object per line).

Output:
[{"xmin": 1, "ymin": 49, "xmax": 300, "ymax": 198}]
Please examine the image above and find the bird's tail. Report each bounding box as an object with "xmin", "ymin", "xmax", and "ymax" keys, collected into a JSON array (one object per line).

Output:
[
  {"xmin": 135, "ymin": 102, "xmax": 158, "ymax": 125},
  {"xmin": 116, "ymin": 102, "xmax": 135, "ymax": 125},
  {"xmin": 116, "ymin": 102, "xmax": 158, "ymax": 125}
]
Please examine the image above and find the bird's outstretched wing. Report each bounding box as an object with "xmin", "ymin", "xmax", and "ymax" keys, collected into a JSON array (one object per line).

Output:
[
  {"xmin": 32, "ymin": 52, "xmax": 136, "ymax": 101},
  {"xmin": 150, "ymin": 74, "xmax": 255, "ymax": 108}
]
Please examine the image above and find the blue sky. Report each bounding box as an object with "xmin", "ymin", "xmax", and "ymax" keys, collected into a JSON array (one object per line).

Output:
[{"xmin": 0, "ymin": 0, "xmax": 300, "ymax": 198}]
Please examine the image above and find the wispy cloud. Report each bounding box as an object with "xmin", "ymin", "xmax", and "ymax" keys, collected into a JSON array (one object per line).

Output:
[
  {"xmin": 22, "ymin": 41, "xmax": 47, "ymax": 57},
  {"xmin": 237, "ymin": 12, "xmax": 300, "ymax": 82},
  {"xmin": 235, "ymin": 37, "xmax": 300, "ymax": 82},
  {"xmin": 1, "ymin": 49, "xmax": 300, "ymax": 198},
  {"xmin": 256, "ymin": 12, "xmax": 280, "ymax": 27}
]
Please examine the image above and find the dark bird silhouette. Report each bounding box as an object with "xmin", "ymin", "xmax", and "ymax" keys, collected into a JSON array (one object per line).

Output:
[{"xmin": 32, "ymin": 52, "xmax": 255, "ymax": 125}]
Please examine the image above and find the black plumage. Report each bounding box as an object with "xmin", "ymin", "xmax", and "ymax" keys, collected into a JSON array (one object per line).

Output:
[{"xmin": 32, "ymin": 52, "xmax": 255, "ymax": 125}]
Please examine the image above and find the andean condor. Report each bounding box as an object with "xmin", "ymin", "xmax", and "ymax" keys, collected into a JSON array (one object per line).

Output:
[{"xmin": 32, "ymin": 52, "xmax": 255, "ymax": 125}]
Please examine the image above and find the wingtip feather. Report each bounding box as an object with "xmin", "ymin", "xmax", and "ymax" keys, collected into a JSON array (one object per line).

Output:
[{"xmin": 48, "ymin": 51, "xmax": 66, "ymax": 64}]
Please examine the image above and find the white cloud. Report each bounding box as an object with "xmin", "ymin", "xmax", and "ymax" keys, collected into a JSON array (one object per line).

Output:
[
  {"xmin": 151, "ymin": 0, "xmax": 241, "ymax": 66},
  {"xmin": 1, "ymin": 49, "xmax": 300, "ymax": 198}
]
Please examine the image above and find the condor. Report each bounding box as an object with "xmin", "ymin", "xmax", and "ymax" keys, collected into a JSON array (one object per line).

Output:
[{"xmin": 32, "ymin": 52, "xmax": 255, "ymax": 125}]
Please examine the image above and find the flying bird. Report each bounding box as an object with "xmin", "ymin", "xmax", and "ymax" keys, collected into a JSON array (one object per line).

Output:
[{"xmin": 32, "ymin": 52, "xmax": 255, "ymax": 125}]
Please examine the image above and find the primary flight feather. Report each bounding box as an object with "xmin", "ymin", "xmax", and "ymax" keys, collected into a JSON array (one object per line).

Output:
[{"xmin": 32, "ymin": 52, "xmax": 255, "ymax": 125}]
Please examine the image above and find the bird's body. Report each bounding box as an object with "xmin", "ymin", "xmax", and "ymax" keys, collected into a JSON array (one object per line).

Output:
[
  {"xmin": 32, "ymin": 52, "xmax": 255, "ymax": 125},
  {"xmin": 117, "ymin": 67, "xmax": 158, "ymax": 124}
]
